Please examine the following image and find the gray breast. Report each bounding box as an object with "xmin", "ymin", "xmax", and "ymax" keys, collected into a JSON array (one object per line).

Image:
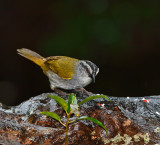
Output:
[{"xmin": 46, "ymin": 69, "xmax": 92, "ymax": 90}]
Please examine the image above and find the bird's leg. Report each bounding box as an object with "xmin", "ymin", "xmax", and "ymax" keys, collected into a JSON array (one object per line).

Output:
[
  {"xmin": 75, "ymin": 88, "xmax": 93, "ymax": 96},
  {"xmin": 51, "ymin": 86, "xmax": 68, "ymax": 96}
]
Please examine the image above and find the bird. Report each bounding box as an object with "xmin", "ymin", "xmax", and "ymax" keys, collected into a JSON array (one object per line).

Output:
[{"xmin": 17, "ymin": 48, "xmax": 99, "ymax": 95}]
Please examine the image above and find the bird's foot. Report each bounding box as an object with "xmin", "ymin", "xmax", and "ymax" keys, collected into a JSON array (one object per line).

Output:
[
  {"xmin": 53, "ymin": 88, "xmax": 69, "ymax": 96},
  {"xmin": 74, "ymin": 88, "xmax": 93, "ymax": 97},
  {"xmin": 52, "ymin": 87, "xmax": 93, "ymax": 97}
]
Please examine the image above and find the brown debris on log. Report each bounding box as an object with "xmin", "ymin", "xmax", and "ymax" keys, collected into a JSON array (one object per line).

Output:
[{"xmin": 0, "ymin": 93, "xmax": 160, "ymax": 145}]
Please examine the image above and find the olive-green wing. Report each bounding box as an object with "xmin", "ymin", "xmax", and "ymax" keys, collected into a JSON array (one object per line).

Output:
[{"xmin": 45, "ymin": 56, "xmax": 79, "ymax": 79}]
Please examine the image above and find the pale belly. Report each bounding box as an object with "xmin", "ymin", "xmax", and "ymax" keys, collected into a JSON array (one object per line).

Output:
[{"xmin": 46, "ymin": 70, "xmax": 92, "ymax": 90}]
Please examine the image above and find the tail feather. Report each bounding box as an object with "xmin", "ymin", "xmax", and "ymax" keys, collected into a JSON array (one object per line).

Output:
[{"xmin": 17, "ymin": 48, "xmax": 45, "ymax": 66}]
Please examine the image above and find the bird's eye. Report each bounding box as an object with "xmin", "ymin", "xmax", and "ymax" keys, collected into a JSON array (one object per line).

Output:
[{"xmin": 85, "ymin": 67, "xmax": 89, "ymax": 72}]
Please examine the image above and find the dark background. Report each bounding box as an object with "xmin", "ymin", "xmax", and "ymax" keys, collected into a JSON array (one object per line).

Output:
[{"xmin": 0, "ymin": 0, "xmax": 160, "ymax": 106}]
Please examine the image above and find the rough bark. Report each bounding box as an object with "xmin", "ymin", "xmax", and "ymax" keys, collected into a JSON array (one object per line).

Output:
[{"xmin": 0, "ymin": 93, "xmax": 159, "ymax": 144}]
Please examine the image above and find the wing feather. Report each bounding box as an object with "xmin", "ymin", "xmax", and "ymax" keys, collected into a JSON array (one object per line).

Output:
[{"xmin": 45, "ymin": 56, "xmax": 79, "ymax": 79}]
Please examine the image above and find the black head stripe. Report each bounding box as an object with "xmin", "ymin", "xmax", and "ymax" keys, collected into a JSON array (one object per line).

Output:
[
  {"xmin": 85, "ymin": 60, "xmax": 99, "ymax": 75},
  {"xmin": 80, "ymin": 60, "xmax": 99, "ymax": 77},
  {"xmin": 80, "ymin": 61, "xmax": 91, "ymax": 76},
  {"xmin": 85, "ymin": 60, "xmax": 95, "ymax": 72},
  {"xmin": 83, "ymin": 60, "xmax": 99, "ymax": 76}
]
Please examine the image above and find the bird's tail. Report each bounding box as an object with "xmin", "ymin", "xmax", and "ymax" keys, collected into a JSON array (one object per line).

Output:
[{"xmin": 17, "ymin": 48, "xmax": 45, "ymax": 66}]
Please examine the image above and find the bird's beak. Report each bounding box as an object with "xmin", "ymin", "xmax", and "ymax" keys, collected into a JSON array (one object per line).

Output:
[{"xmin": 91, "ymin": 74, "xmax": 95, "ymax": 83}]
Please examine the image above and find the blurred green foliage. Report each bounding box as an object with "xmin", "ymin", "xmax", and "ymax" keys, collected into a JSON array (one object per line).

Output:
[
  {"xmin": 41, "ymin": 0, "xmax": 159, "ymax": 59},
  {"xmin": 1, "ymin": 0, "xmax": 160, "ymax": 105}
]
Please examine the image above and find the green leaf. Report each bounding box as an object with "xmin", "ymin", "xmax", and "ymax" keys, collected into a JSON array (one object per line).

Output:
[
  {"xmin": 72, "ymin": 94, "xmax": 77, "ymax": 104},
  {"xmin": 48, "ymin": 95, "xmax": 68, "ymax": 113},
  {"xmin": 68, "ymin": 94, "xmax": 79, "ymax": 115},
  {"xmin": 68, "ymin": 94, "xmax": 75, "ymax": 113},
  {"xmin": 77, "ymin": 116, "xmax": 108, "ymax": 134},
  {"xmin": 78, "ymin": 95, "xmax": 110, "ymax": 106},
  {"xmin": 40, "ymin": 111, "xmax": 61, "ymax": 122}
]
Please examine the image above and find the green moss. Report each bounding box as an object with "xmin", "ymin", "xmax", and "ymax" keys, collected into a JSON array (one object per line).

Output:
[
  {"xmin": 111, "ymin": 134, "xmax": 123, "ymax": 143},
  {"xmin": 134, "ymin": 134, "xmax": 140, "ymax": 142},
  {"xmin": 144, "ymin": 133, "xmax": 150, "ymax": 144},
  {"xmin": 123, "ymin": 134, "xmax": 132, "ymax": 145},
  {"xmin": 154, "ymin": 127, "xmax": 160, "ymax": 133}
]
